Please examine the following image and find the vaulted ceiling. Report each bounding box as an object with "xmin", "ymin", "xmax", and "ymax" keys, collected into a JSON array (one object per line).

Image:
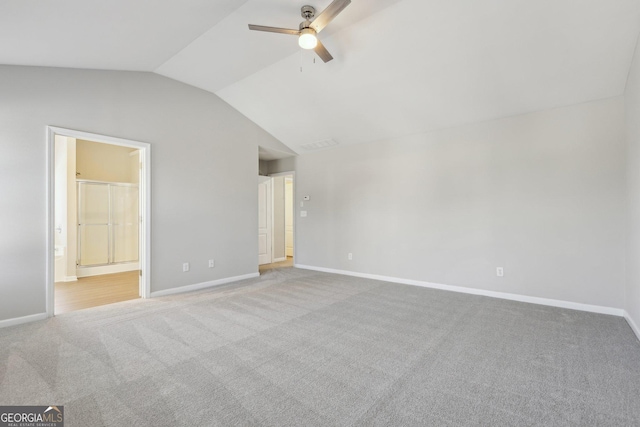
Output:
[{"xmin": 2, "ymin": 0, "xmax": 639, "ymax": 156}]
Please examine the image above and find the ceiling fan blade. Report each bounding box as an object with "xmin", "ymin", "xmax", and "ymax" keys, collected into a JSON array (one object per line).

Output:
[
  {"xmin": 314, "ymin": 40, "xmax": 334, "ymax": 63},
  {"xmin": 310, "ymin": 0, "xmax": 351, "ymax": 33},
  {"xmin": 248, "ymin": 24, "xmax": 300, "ymax": 36}
]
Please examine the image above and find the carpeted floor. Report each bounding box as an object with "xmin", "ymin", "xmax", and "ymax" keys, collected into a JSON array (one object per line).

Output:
[{"xmin": 1, "ymin": 267, "xmax": 639, "ymax": 426}]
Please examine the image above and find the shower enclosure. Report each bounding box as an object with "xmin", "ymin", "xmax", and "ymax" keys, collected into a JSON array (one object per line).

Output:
[{"xmin": 77, "ymin": 180, "xmax": 139, "ymax": 267}]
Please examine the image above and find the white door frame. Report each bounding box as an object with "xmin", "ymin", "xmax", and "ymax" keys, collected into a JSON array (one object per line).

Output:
[
  {"xmin": 269, "ymin": 171, "xmax": 295, "ymax": 263},
  {"xmin": 46, "ymin": 126, "xmax": 151, "ymax": 317}
]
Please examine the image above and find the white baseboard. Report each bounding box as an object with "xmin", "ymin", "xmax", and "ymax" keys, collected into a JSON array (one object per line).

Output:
[
  {"xmin": 0, "ymin": 313, "xmax": 48, "ymax": 329},
  {"xmin": 624, "ymin": 311, "xmax": 640, "ymax": 341},
  {"xmin": 294, "ymin": 264, "xmax": 624, "ymax": 317},
  {"xmin": 273, "ymin": 257, "xmax": 287, "ymax": 263},
  {"xmin": 64, "ymin": 276, "xmax": 78, "ymax": 282},
  {"xmin": 77, "ymin": 262, "xmax": 139, "ymax": 278},
  {"xmin": 150, "ymin": 273, "xmax": 260, "ymax": 298}
]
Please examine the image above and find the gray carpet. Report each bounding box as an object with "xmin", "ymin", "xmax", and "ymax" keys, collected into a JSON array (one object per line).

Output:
[{"xmin": 1, "ymin": 267, "xmax": 639, "ymax": 426}]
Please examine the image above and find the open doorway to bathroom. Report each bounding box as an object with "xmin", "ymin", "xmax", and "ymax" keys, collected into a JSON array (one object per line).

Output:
[
  {"xmin": 259, "ymin": 172, "xmax": 295, "ymax": 273},
  {"xmin": 47, "ymin": 127, "xmax": 150, "ymax": 316},
  {"xmin": 257, "ymin": 146, "xmax": 295, "ymax": 273}
]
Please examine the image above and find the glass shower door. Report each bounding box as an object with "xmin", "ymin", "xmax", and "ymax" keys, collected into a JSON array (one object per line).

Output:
[
  {"xmin": 111, "ymin": 185, "xmax": 139, "ymax": 263},
  {"xmin": 77, "ymin": 182, "xmax": 110, "ymax": 266}
]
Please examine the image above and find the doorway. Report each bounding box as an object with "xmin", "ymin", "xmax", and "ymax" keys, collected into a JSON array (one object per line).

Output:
[
  {"xmin": 258, "ymin": 172, "xmax": 295, "ymax": 272},
  {"xmin": 47, "ymin": 127, "xmax": 150, "ymax": 316}
]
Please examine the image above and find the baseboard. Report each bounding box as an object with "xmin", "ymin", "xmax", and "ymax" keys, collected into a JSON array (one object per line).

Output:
[
  {"xmin": 0, "ymin": 313, "xmax": 48, "ymax": 329},
  {"xmin": 624, "ymin": 311, "xmax": 640, "ymax": 341},
  {"xmin": 294, "ymin": 264, "xmax": 624, "ymax": 317},
  {"xmin": 150, "ymin": 273, "xmax": 260, "ymax": 298},
  {"xmin": 77, "ymin": 262, "xmax": 139, "ymax": 278},
  {"xmin": 273, "ymin": 257, "xmax": 287, "ymax": 263},
  {"xmin": 64, "ymin": 276, "xmax": 77, "ymax": 282}
]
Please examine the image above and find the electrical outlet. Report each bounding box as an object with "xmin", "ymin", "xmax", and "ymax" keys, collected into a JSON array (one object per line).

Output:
[
  {"xmin": 300, "ymin": 211, "xmax": 307, "ymax": 217},
  {"xmin": 496, "ymin": 267, "xmax": 504, "ymax": 277},
  {"xmin": 183, "ymin": 262, "xmax": 190, "ymax": 272},
  {"xmin": 208, "ymin": 259, "xmax": 215, "ymax": 268},
  {"xmin": 348, "ymin": 253, "xmax": 353, "ymax": 260}
]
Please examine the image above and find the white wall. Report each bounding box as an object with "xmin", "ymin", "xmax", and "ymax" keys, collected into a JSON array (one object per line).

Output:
[
  {"xmin": 285, "ymin": 177, "xmax": 294, "ymax": 258},
  {"xmin": 53, "ymin": 136, "xmax": 68, "ymax": 282},
  {"xmin": 625, "ymin": 34, "xmax": 640, "ymax": 335},
  {"xmin": 290, "ymin": 97, "xmax": 626, "ymax": 309},
  {"xmin": 52, "ymin": 135, "xmax": 78, "ymax": 283},
  {"xmin": 0, "ymin": 65, "xmax": 293, "ymax": 323}
]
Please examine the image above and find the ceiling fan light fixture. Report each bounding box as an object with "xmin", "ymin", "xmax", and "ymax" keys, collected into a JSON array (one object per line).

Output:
[{"xmin": 298, "ymin": 28, "xmax": 318, "ymax": 49}]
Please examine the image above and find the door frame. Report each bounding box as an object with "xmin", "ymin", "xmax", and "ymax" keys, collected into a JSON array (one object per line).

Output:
[
  {"xmin": 46, "ymin": 126, "xmax": 151, "ymax": 317},
  {"xmin": 269, "ymin": 171, "xmax": 295, "ymax": 264}
]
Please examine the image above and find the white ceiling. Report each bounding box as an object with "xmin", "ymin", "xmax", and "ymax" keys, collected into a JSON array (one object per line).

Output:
[
  {"xmin": 2, "ymin": 0, "xmax": 640, "ymax": 156},
  {"xmin": 0, "ymin": 0, "xmax": 249, "ymax": 70},
  {"xmin": 156, "ymin": 0, "xmax": 405, "ymax": 93}
]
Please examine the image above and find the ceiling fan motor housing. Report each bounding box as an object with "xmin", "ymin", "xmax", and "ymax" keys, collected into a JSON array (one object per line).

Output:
[
  {"xmin": 301, "ymin": 5, "xmax": 316, "ymax": 20},
  {"xmin": 299, "ymin": 21, "xmax": 315, "ymax": 31}
]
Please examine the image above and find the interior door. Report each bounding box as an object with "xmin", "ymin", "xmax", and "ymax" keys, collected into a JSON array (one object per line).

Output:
[
  {"xmin": 258, "ymin": 176, "xmax": 272, "ymax": 265},
  {"xmin": 285, "ymin": 177, "xmax": 294, "ymax": 257}
]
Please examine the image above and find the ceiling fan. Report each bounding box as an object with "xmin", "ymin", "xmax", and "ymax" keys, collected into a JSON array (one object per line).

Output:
[{"xmin": 248, "ymin": 0, "xmax": 351, "ymax": 63}]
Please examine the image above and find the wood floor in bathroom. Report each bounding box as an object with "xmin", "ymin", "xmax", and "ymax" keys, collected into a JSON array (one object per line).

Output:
[{"xmin": 55, "ymin": 270, "xmax": 139, "ymax": 314}]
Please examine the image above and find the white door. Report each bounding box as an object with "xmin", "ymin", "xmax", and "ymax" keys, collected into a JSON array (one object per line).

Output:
[
  {"xmin": 285, "ymin": 177, "xmax": 294, "ymax": 257},
  {"xmin": 258, "ymin": 177, "xmax": 272, "ymax": 265}
]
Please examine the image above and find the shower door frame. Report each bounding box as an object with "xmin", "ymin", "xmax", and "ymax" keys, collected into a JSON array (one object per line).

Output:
[{"xmin": 46, "ymin": 126, "xmax": 151, "ymax": 317}]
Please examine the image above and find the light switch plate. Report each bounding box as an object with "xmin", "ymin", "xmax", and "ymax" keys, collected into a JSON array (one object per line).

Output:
[
  {"xmin": 300, "ymin": 211, "xmax": 308, "ymax": 217},
  {"xmin": 303, "ymin": 195, "xmax": 310, "ymax": 201}
]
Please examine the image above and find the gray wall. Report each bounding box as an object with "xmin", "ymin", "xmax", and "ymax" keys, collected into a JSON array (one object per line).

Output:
[
  {"xmin": 625, "ymin": 35, "xmax": 640, "ymax": 330},
  {"xmin": 268, "ymin": 157, "xmax": 296, "ymax": 175},
  {"xmin": 258, "ymin": 159, "xmax": 269, "ymax": 176},
  {"xmin": 292, "ymin": 97, "xmax": 626, "ymax": 309},
  {"xmin": 0, "ymin": 65, "xmax": 293, "ymax": 322}
]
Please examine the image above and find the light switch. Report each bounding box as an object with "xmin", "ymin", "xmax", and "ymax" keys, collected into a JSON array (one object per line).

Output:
[
  {"xmin": 303, "ymin": 195, "xmax": 310, "ymax": 201},
  {"xmin": 300, "ymin": 201, "xmax": 304, "ymax": 208},
  {"xmin": 300, "ymin": 211, "xmax": 307, "ymax": 217}
]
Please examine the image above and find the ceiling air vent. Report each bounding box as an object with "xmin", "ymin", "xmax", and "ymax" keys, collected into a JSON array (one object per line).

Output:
[{"xmin": 300, "ymin": 138, "xmax": 339, "ymax": 151}]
